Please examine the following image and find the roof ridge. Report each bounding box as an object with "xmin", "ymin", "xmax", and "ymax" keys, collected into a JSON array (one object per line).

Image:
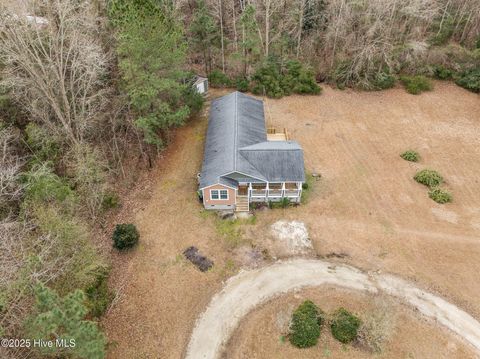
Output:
[{"xmin": 233, "ymin": 91, "xmax": 238, "ymax": 171}]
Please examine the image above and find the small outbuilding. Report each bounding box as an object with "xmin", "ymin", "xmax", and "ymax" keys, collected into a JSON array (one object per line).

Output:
[{"xmin": 193, "ymin": 75, "xmax": 208, "ymax": 95}]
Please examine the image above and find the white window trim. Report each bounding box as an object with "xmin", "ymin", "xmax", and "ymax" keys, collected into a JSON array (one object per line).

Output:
[{"xmin": 210, "ymin": 189, "xmax": 229, "ymax": 201}]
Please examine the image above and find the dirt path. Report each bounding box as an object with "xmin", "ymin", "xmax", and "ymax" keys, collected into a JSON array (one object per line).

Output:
[{"xmin": 186, "ymin": 259, "xmax": 480, "ymax": 359}]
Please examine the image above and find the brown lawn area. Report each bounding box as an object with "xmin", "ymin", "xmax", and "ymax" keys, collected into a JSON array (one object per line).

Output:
[
  {"xmin": 226, "ymin": 287, "xmax": 477, "ymax": 359},
  {"xmin": 102, "ymin": 81, "xmax": 480, "ymax": 358}
]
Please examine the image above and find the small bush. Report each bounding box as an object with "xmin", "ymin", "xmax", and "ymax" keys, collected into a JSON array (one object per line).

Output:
[
  {"xmin": 208, "ymin": 70, "xmax": 232, "ymax": 88},
  {"xmin": 235, "ymin": 77, "xmax": 250, "ymax": 92},
  {"xmin": 455, "ymin": 68, "xmax": 480, "ymax": 93},
  {"xmin": 433, "ymin": 65, "xmax": 454, "ymax": 80},
  {"xmin": 102, "ymin": 192, "xmax": 120, "ymax": 210},
  {"xmin": 414, "ymin": 169, "xmax": 443, "ymax": 188},
  {"xmin": 400, "ymin": 75, "xmax": 433, "ymax": 94},
  {"xmin": 400, "ymin": 150, "xmax": 420, "ymax": 162},
  {"xmin": 371, "ymin": 72, "xmax": 396, "ymax": 90},
  {"xmin": 289, "ymin": 300, "xmax": 324, "ymax": 348},
  {"xmin": 330, "ymin": 308, "xmax": 361, "ymax": 344},
  {"xmin": 428, "ymin": 188, "xmax": 452, "ymax": 204},
  {"xmin": 112, "ymin": 223, "xmax": 139, "ymax": 250},
  {"xmin": 85, "ymin": 269, "xmax": 113, "ymax": 318}
]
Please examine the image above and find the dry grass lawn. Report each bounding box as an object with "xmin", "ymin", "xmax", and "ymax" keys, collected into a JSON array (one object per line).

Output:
[
  {"xmin": 226, "ymin": 287, "xmax": 478, "ymax": 359},
  {"xmin": 102, "ymin": 81, "xmax": 480, "ymax": 358}
]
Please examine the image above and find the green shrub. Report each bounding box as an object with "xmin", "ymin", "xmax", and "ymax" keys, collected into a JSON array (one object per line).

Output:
[
  {"xmin": 235, "ymin": 77, "xmax": 250, "ymax": 92},
  {"xmin": 289, "ymin": 300, "xmax": 324, "ymax": 348},
  {"xmin": 414, "ymin": 169, "xmax": 443, "ymax": 188},
  {"xmin": 102, "ymin": 192, "xmax": 120, "ymax": 210},
  {"xmin": 183, "ymin": 84, "xmax": 205, "ymax": 115},
  {"xmin": 371, "ymin": 72, "xmax": 396, "ymax": 90},
  {"xmin": 455, "ymin": 68, "xmax": 480, "ymax": 93},
  {"xmin": 400, "ymin": 150, "xmax": 420, "ymax": 162},
  {"xmin": 280, "ymin": 197, "xmax": 291, "ymax": 208},
  {"xmin": 112, "ymin": 223, "xmax": 139, "ymax": 250},
  {"xmin": 208, "ymin": 69, "xmax": 232, "ymax": 88},
  {"xmin": 400, "ymin": 75, "xmax": 433, "ymax": 94},
  {"xmin": 251, "ymin": 61, "xmax": 284, "ymax": 98},
  {"xmin": 433, "ymin": 65, "xmax": 454, "ymax": 80},
  {"xmin": 282, "ymin": 60, "xmax": 321, "ymax": 95},
  {"xmin": 22, "ymin": 164, "xmax": 76, "ymax": 209},
  {"xmin": 428, "ymin": 188, "xmax": 452, "ymax": 204},
  {"xmin": 251, "ymin": 60, "xmax": 321, "ymax": 98},
  {"xmin": 85, "ymin": 269, "xmax": 113, "ymax": 318},
  {"xmin": 330, "ymin": 308, "xmax": 361, "ymax": 344}
]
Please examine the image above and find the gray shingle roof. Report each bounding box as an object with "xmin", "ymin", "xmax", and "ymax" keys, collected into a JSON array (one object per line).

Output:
[
  {"xmin": 239, "ymin": 141, "xmax": 305, "ymax": 182},
  {"xmin": 199, "ymin": 92, "xmax": 305, "ymax": 189}
]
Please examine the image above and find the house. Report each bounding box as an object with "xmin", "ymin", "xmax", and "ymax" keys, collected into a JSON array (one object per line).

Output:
[
  {"xmin": 198, "ymin": 91, "xmax": 305, "ymax": 212},
  {"xmin": 193, "ymin": 75, "xmax": 208, "ymax": 95}
]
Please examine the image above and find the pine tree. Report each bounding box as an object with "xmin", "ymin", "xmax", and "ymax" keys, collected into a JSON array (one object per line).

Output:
[
  {"xmin": 113, "ymin": 2, "xmax": 195, "ymax": 147},
  {"xmin": 27, "ymin": 284, "xmax": 106, "ymax": 359},
  {"xmin": 190, "ymin": 0, "xmax": 219, "ymax": 75}
]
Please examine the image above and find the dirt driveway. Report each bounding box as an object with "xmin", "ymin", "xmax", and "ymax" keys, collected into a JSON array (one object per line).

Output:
[
  {"xmin": 103, "ymin": 82, "xmax": 480, "ymax": 358},
  {"xmin": 186, "ymin": 259, "xmax": 480, "ymax": 358}
]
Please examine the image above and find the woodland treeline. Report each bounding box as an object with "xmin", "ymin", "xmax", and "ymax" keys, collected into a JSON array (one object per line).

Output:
[{"xmin": 0, "ymin": 0, "xmax": 479, "ymax": 358}]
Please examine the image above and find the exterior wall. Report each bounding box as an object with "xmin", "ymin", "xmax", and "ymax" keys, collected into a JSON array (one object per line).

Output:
[{"xmin": 203, "ymin": 184, "xmax": 236, "ymax": 210}]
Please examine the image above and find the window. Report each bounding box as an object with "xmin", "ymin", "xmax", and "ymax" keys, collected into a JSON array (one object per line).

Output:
[{"xmin": 210, "ymin": 189, "xmax": 228, "ymax": 200}]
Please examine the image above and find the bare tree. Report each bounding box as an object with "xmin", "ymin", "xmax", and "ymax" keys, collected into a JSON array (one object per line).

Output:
[
  {"xmin": 0, "ymin": 126, "xmax": 23, "ymax": 214},
  {"xmin": 0, "ymin": 0, "xmax": 109, "ymax": 147}
]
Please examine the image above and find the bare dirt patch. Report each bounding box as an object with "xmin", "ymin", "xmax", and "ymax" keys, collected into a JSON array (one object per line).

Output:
[{"xmin": 227, "ymin": 287, "xmax": 477, "ymax": 359}]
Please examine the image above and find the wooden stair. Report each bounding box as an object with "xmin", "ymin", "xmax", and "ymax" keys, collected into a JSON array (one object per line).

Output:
[{"xmin": 235, "ymin": 196, "xmax": 249, "ymax": 212}]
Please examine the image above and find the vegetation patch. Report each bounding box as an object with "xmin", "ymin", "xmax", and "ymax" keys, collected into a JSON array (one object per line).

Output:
[
  {"xmin": 432, "ymin": 65, "xmax": 454, "ymax": 80},
  {"xmin": 208, "ymin": 69, "xmax": 232, "ymax": 88},
  {"xmin": 400, "ymin": 150, "xmax": 420, "ymax": 162},
  {"xmin": 357, "ymin": 299, "xmax": 396, "ymax": 353},
  {"xmin": 85, "ymin": 269, "xmax": 113, "ymax": 318},
  {"xmin": 400, "ymin": 75, "xmax": 433, "ymax": 95},
  {"xmin": 251, "ymin": 60, "xmax": 321, "ymax": 98},
  {"xmin": 330, "ymin": 308, "xmax": 361, "ymax": 344},
  {"xmin": 413, "ymin": 169, "xmax": 443, "ymax": 188},
  {"xmin": 428, "ymin": 188, "xmax": 452, "ymax": 204},
  {"xmin": 455, "ymin": 68, "xmax": 480, "ymax": 93},
  {"xmin": 371, "ymin": 72, "xmax": 396, "ymax": 90},
  {"xmin": 112, "ymin": 223, "xmax": 139, "ymax": 250},
  {"xmin": 26, "ymin": 284, "xmax": 106, "ymax": 359},
  {"xmin": 289, "ymin": 300, "xmax": 324, "ymax": 348}
]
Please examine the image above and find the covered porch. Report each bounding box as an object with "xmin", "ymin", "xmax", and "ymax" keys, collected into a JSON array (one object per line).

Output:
[{"xmin": 237, "ymin": 182, "xmax": 302, "ymax": 202}]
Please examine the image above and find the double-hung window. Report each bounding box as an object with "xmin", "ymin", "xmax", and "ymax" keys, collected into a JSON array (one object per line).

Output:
[{"xmin": 211, "ymin": 189, "xmax": 228, "ymax": 200}]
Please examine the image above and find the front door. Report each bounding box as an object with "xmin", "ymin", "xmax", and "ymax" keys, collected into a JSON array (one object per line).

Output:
[{"xmin": 238, "ymin": 185, "xmax": 248, "ymax": 196}]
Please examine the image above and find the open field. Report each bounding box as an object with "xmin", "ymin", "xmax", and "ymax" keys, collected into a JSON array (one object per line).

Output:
[{"xmin": 103, "ymin": 81, "xmax": 480, "ymax": 358}]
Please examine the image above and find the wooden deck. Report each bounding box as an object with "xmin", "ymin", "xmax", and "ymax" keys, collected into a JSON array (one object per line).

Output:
[{"xmin": 266, "ymin": 127, "xmax": 289, "ymax": 141}]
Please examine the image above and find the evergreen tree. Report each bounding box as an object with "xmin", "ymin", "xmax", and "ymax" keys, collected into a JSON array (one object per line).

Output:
[
  {"xmin": 189, "ymin": 0, "xmax": 219, "ymax": 75},
  {"xmin": 27, "ymin": 284, "xmax": 106, "ymax": 359},
  {"xmin": 113, "ymin": 1, "xmax": 197, "ymax": 147},
  {"xmin": 239, "ymin": 5, "xmax": 262, "ymax": 76}
]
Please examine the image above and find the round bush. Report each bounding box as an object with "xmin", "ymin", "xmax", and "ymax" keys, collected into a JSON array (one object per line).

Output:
[
  {"xmin": 112, "ymin": 223, "xmax": 139, "ymax": 250},
  {"xmin": 400, "ymin": 150, "xmax": 419, "ymax": 162},
  {"xmin": 289, "ymin": 300, "xmax": 324, "ymax": 348},
  {"xmin": 413, "ymin": 169, "xmax": 443, "ymax": 188},
  {"xmin": 429, "ymin": 188, "xmax": 452, "ymax": 204},
  {"xmin": 330, "ymin": 308, "xmax": 361, "ymax": 344}
]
